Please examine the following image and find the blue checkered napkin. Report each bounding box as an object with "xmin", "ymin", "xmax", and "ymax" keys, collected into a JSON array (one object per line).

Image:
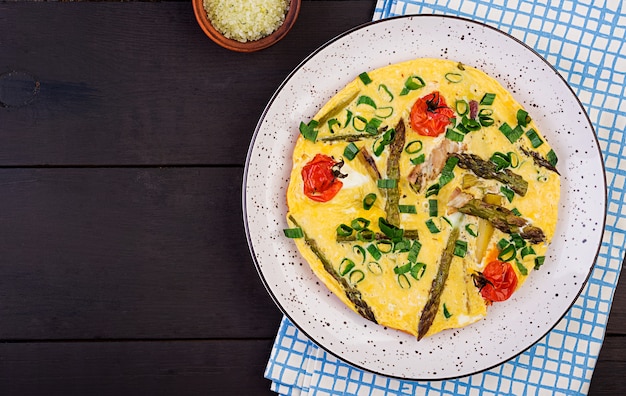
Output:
[{"xmin": 266, "ymin": 1, "xmax": 626, "ymax": 394}]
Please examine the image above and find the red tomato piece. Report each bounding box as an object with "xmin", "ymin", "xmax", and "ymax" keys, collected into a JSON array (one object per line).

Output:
[
  {"xmin": 409, "ymin": 91, "xmax": 455, "ymax": 137},
  {"xmin": 479, "ymin": 260, "xmax": 518, "ymax": 302},
  {"xmin": 301, "ymin": 154, "xmax": 343, "ymax": 202}
]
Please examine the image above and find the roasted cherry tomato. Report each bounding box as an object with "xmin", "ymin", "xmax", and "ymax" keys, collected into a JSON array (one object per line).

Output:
[
  {"xmin": 475, "ymin": 260, "xmax": 518, "ymax": 303},
  {"xmin": 409, "ymin": 91, "xmax": 455, "ymax": 137},
  {"xmin": 301, "ymin": 154, "xmax": 344, "ymax": 202}
]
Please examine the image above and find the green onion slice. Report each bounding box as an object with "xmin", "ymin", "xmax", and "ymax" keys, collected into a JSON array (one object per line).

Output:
[
  {"xmin": 336, "ymin": 224, "xmax": 353, "ymax": 237},
  {"xmin": 510, "ymin": 233, "xmax": 526, "ymax": 249},
  {"xmin": 404, "ymin": 140, "xmax": 423, "ymax": 154},
  {"xmin": 480, "ymin": 93, "xmax": 496, "ymax": 105},
  {"xmin": 372, "ymin": 137, "xmax": 386, "ymax": 157},
  {"xmin": 365, "ymin": 118, "xmax": 383, "ymax": 135},
  {"xmin": 399, "ymin": 204, "xmax": 417, "ymax": 214},
  {"xmin": 349, "ymin": 269, "xmax": 365, "ymax": 284},
  {"xmin": 455, "ymin": 100, "xmax": 469, "ymax": 116},
  {"xmin": 425, "ymin": 219, "xmax": 440, "ymax": 234},
  {"xmin": 546, "ymin": 149, "xmax": 558, "ymax": 166},
  {"xmin": 357, "ymin": 229, "xmax": 376, "ymax": 242},
  {"xmin": 428, "ymin": 199, "xmax": 438, "ymax": 217},
  {"xmin": 515, "ymin": 260, "xmax": 528, "ymax": 276},
  {"xmin": 393, "ymin": 239, "xmax": 411, "ymax": 253},
  {"xmin": 299, "ymin": 120, "xmax": 319, "ymax": 142},
  {"xmin": 461, "ymin": 115, "xmax": 481, "ymax": 131},
  {"xmin": 411, "ymin": 154, "xmax": 426, "ymax": 165},
  {"xmin": 363, "ymin": 193, "xmax": 377, "ymax": 210},
  {"xmin": 339, "ymin": 258, "xmax": 355, "ymax": 276},
  {"xmin": 407, "ymin": 240, "xmax": 422, "ymax": 263},
  {"xmin": 517, "ymin": 109, "xmax": 531, "ymax": 127},
  {"xmin": 379, "ymin": 217, "xmax": 404, "ymax": 242},
  {"xmin": 511, "ymin": 207, "xmax": 522, "ymax": 216},
  {"xmin": 283, "ymin": 227, "xmax": 303, "ymax": 238},
  {"xmin": 500, "ymin": 186, "xmax": 515, "ymax": 202},
  {"xmin": 410, "ymin": 262, "xmax": 427, "ymax": 280},
  {"xmin": 534, "ymin": 256, "xmax": 546, "ymax": 270},
  {"xmin": 443, "ymin": 303, "xmax": 452, "ymax": 319},
  {"xmin": 358, "ymin": 72, "xmax": 372, "ymax": 85},
  {"xmin": 498, "ymin": 244, "xmax": 516, "ymax": 262},
  {"xmin": 343, "ymin": 142, "xmax": 359, "ymax": 160},
  {"xmin": 465, "ymin": 224, "xmax": 478, "ymax": 237},
  {"xmin": 400, "ymin": 75, "xmax": 425, "ymax": 96},
  {"xmin": 499, "ymin": 122, "xmax": 524, "ymax": 143},
  {"xmin": 357, "ymin": 95, "xmax": 377, "ymax": 109},
  {"xmin": 328, "ymin": 118, "xmax": 341, "ymax": 134},
  {"xmin": 439, "ymin": 156, "xmax": 459, "ymax": 187},
  {"xmin": 367, "ymin": 262, "xmax": 383, "ymax": 275},
  {"xmin": 479, "ymin": 116, "xmax": 494, "ymax": 127},
  {"xmin": 497, "ymin": 238, "xmax": 509, "ymax": 250},
  {"xmin": 525, "ymin": 128, "xmax": 544, "ymax": 148},
  {"xmin": 353, "ymin": 245, "xmax": 366, "ymax": 263},
  {"xmin": 425, "ymin": 183, "xmax": 440, "ymax": 198},
  {"xmin": 397, "ymin": 273, "xmax": 411, "ymax": 289},
  {"xmin": 445, "ymin": 128, "xmax": 465, "ymax": 142},
  {"xmin": 366, "ymin": 244, "xmax": 382, "ymax": 261},
  {"xmin": 351, "ymin": 217, "xmax": 371, "ymax": 231},
  {"xmin": 378, "ymin": 84, "xmax": 394, "ymax": 102},
  {"xmin": 394, "ymin": 262, "xmax": 412, "ymax": 275},
  {"xmin": 376, "ymin": 240, "xmax": 393, "ymax": 253},
  {"xmin": 520, "ymin": 245, "xmax": 536, "ymax": 258},
  {"xmin": 454, "ymin": 240, "xmax": 468, "ymax": 257},
  {"xmin": 352, "ymin": 115, "xmax": 367, "ymax": 131},
  {"xmin": 375, "ymin": 106, "xmax": 394, "ymax": 118},
  {"xmin": 445, "ymin": 72, "xmax": 463, "ymax": 83},
  {"xmin": 490, "ymin": 151, "xmax": 511, "ymax": 171}
]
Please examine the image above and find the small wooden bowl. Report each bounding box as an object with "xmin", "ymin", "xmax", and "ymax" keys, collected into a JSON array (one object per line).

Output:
[{"xmin": 192, "ymin": 0, "xmax": 301, "ymax": 53}]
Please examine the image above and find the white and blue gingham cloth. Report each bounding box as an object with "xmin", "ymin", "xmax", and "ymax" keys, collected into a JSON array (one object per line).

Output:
[{"xmin": 266, "ymin": 1, "xmax": 625, "ymax": 394}]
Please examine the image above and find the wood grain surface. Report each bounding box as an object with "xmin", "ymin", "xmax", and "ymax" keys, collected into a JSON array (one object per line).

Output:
[{"xmin": 0, "ymin": 1, "xmax": 623, "ymax": 395}]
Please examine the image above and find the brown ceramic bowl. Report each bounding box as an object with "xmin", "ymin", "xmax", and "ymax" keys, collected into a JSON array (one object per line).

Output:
[{"xmin": 192, "ymin": 0, "xmax": 301, "ymax": 52}]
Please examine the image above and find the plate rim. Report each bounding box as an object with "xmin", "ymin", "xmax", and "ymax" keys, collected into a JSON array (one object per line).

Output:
[{"xmin": 242, "ymin": 14, "xmax": 607, "ymax": 380}]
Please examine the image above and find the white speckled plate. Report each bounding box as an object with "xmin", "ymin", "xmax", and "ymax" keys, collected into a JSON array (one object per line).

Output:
[{"xmin": 243, "ymin": 15, "xmax": 606, "ymax": 380}]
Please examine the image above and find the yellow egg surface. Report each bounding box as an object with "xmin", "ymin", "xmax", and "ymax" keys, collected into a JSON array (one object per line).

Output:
[{"xmin": 285, "ymin": 58, "xmax": 560, "ymax": 339}]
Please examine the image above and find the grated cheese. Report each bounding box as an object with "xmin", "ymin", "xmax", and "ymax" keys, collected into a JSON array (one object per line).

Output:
[{"xmin": 204, "ymin": 0, "xmax": 289, "ymax": 43}]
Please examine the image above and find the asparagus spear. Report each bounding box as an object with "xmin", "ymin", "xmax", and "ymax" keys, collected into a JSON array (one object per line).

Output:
[
  {"xmin": 318, "ymin": 130, "xmax": 385, "ymax": 143},
  {"xmin": 456, "ymin": 199, "xmax": 546, "ymax": 243},
  {"xmin": 520, "ymin": 147, "xmax": 560, "ymax": 175},
  {"xmin": 417, "ymin": 226, "xmax": 460, "ymax": 340},
  {"xmin": 288, "ymin": 215, "xmax": 377, "ymax": 323},
  {"xmin": 336, "ymin": 229, "xmax": 419, "ymax": 242},
  {"xmin": 451, "ymin": 152, "xmax": 528, "ymax": 196},
  {"xmin": 315, "ymin": 88, "xmax": 360, "ymax": 126},
  {"xmin": 384, "ymin": 120, "xmax": 406, "ymax": 226}
]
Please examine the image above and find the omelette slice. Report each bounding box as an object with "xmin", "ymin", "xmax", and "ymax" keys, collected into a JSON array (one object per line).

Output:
[{"xmin": 284, "ymin": 58, "xmax": 560, "ymax": 339}]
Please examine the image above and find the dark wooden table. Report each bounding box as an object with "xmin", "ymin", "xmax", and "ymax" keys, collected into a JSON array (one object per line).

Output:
[{"xmin": 1, "ymin": 1, "xmax": 624, "ymax": 394}]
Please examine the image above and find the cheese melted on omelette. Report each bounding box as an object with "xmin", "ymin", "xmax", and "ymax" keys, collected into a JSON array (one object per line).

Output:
[{"xmin": 285, "ymin": 58, "xmax": 560, "ymax": 339}]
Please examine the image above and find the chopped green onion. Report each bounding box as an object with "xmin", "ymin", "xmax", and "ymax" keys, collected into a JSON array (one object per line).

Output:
[
  {"xmin": 498, "ymin": 244, "xmax": 516, "ymax": 262},
  {"xmin": 410, "ymin": 262, "xmax": 427, "ymax": 280},
  {"xmin": 328, "ymin": 118, "xmax": 341, "ymax": 134},
  {"xmin": 358, "ymin": 72, "xmax": 372, "ymax": 85},
  {"xmin": 373, "ymin": 137, "xmax": 386, "ymax": 156},
  {"xmin": 357, "ymin": 95, "xmax": 377, "ymax": 109},
  {"xmin": 511, "ymin": 207, "xmax": 522, "ymax": 216},
  {"xmin": 425, "ymin": 183, "xmax": 440, "ymax": 198},
  {"xmin": 462, "ymin": 115, "xmax": 481, "ymax": 131},
  {"xmin": 375, "ymin": 106, "xmax": 394, "ymax": 118},
  {"xmin": 445, "ymin": 72, "xmax": 463, "ymax": 83},
  {"xmin": 400, "ymin": 75, "xmax": 425, "ymax": 96},
  {"xmin": 510, "ymin": 233, "xmax": 525, "ymax": 249},
  {"xmin": 399, "ymin": 204, "xmax": 417, "ymax": 214},
  {"xmin": 352, "ymin": 115, "xmax": 367, "ymax": 131},
  {"xmin": 455, "ymin": 100, "xmax": 469, "ymax": 116},
  {"xmin": 454, "ymin": 240, "xmax": 468, "ymax": 257},
  {"xmin": 351, "ymin": 245, "xmax": 365, "ymax": 262},
  {"xmin": 517, "ymin": 109, "xmax": 531, "ymax": 127},
  {"xmin": 344, "ymin": 109, "xmax": 353, "ymax": 126},
  {"xmin": 343, "ymin": 142, "xmax": 359, "ymax": 160},
  {"xmin": 397, "ymin": 273, "xmax": 411, "ymax": 289},
  {"xmin": 349, "ymin": 269, "xmax": 365, "ymax": 284},
  {"xmin": 339, "ymin": 258, "xmax": 355, "ymax": 276},
  {"xmin": 407, "ymin": 240, "xmax": 422, "ymax": 263},
  {"xmin": 425, "ymin": 219, "xmax": 440, "ymax": 234},
  {"xmin": 525, "ymin": 128, "xmax": 544, "ymax": 148},
  {"xmin": 393, "ymin": 239, "xmax": 412, "ymax": 253},
  {"xmin": 520, "ymin": 245, "xmax": 536, "ymax": 258},
  {"xmin": 534, "ymin": 256, "xmax": 546, "ymax": 270},
  {"xmin": 351, "ymin": 217, "xmax": 370, "ymax": 231},
  {"xmin": 443, "ymin": 303, "xmax": 452, "ymax": 318},
  {"xmin": 515, "ymin": 260, "xmax": 528, "ymax": 276},
  {"xmin": 490, "ymin": 151, "xmax": 511, "ymax": 171},
  {"xmin": 428, "ymin": 199, "xmax": 438, "ymax": 217},
  {"xmin": 378, "ymin": 217, "xmax": 404, "ymax": 242},
  {"xmin": 377, "ymin": 179, "xmax": 397, "ymax": 189},
  {"xmin": 299, "ymin": 120, "xmax": 318, "ymax": 142},
  {"xmin": 500, "ymin": 185, "xmax": 515, "ymax": 202},
  {"xmin": 497, "ymin": 238, "xmax": 510, "ymax": 250},
  {"xmin": 445, "ymin": 128, "xmax": 465, "ymax": 142},
  {"xmin": 480, "ymin": 116, "xmax": 494, "ymax": 127},
  {"xmin": 480, "ymin": 93, "xmax": 496, "ymax": 105},
  {"xmin": 405, "ymin": 140, "xmax": 423, "ymax": 154},
  {"xmin": 366, "ymin": 244, "xmax": 382, "ymax": 261},
  {"xmin": 365, "ymin": 118, "xmax": 383, "ymax": 135},
  {"xmin": 378, "ymin": 84, "xmax": 394, "ymax": 102},
  {"xmin": 367, "ymin": 262, "xmax": 383, "ymax": 275},
  {"xmin": 411, "ymin": 154, "xmax": 426, "ymax": 165},
  {"xmin": 283, "ymin": 227, "xmax": 303, "ymax": 238},
  {"xmin": 478, "ymin": 108, "xmax": 493, "ymax": 117},
  {"xmin": 394, "ymin": 262, "xmax": 412, "ymax": 275},
  {"xmin": 455, "ymin": 123, "xmax": 469, "ymax": 134},
  {"xmin": 363, "ymin": 193, "xmax": 377, "ymax": 210},
  {"xmin": 499, "ymin": 122, "xmax": 524, "ymax": 143},
  {"xmin": 336, "ymin": 224, "xmax": 353, "ymax": 237},
  {"xmin": 546, "ymin": 149, "xmax": 558, "ymax": 166},
  {"xmin": 439, "ymin": 156, "xmax": 459, "ymax": 187},
  {"xmin": 509, "ymin": 152, "xmax": 520, "ymax": 168},
  {"xmin": 357, "ymin": 229, "xmax": 376, "ymax": 242},
  {"xmin": 465, "ymin": 224, "xmax": 478, "ymax": 237},
  {"xmin": 376, "ymin": 240, "xmax": 393, "ymax": 253}
]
